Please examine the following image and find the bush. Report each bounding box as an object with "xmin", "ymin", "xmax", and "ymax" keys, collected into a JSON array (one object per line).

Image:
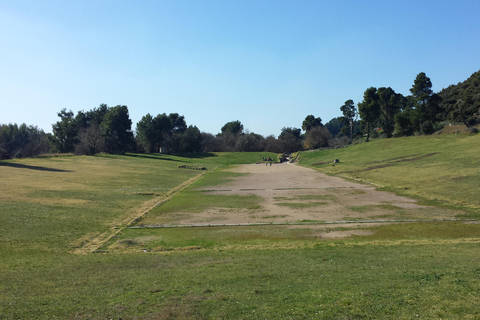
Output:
[
  {"xmin": 421, "ymin": 121, "xmax": 435, "ymax": 135},
  {"xmin": 328, "ymin": 136, "xmax": 349, "ymax": 148},
  {"xmin": 469, "ymin": 127, "xmax": 479, "ymax": 134},
  {"xmin": 303, "ymin": 126, "xmax": 330, "ymax": 150}
]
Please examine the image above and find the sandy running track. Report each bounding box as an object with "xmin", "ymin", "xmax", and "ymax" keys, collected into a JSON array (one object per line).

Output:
[{"xmin": 149, "ymin": 162, "xmax": 452, "ymax": 227}]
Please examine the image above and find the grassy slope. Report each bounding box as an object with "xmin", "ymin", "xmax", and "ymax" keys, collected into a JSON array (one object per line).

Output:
[
  {"xmin": 298, "ymin": 134, "xmax": 480, "ymax": 213},
  {"xmin": 1, "ymin": 144, "xmax": 480, "ymax": 319}
]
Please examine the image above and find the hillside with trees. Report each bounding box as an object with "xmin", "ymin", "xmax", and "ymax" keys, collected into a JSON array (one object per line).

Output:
[
  {"xmin": 1, "ymin": 70, "xmax": 479, "ymax": 159},
  {"xmin": 438, "ymin": 70, "xmax": 480, "ymax": 127},
  {"xmin": 0, "ymin": 124, "xmax": 49, "ymax": 159}
]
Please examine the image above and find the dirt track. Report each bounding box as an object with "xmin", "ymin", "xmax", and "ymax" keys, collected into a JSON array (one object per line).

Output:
[{"xmin": 154, "ymin": 162, "xmax": 451, "ymax": 227}]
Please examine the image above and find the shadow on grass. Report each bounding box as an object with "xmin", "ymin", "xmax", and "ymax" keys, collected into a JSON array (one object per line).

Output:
[
  {"xmin": 124, "ymin": 153, "xmax": 217, "ymax": 161},
  {"xmin": 173, "ymin": 152, "xmax": 217, "ymax": 159},
  {"xmin": 0, "ymin": 162, "xmax": 74, "ymax": 172},
  {"xmin": 123, "ymin": 153, "xmax": 183, "ymax": 162}
]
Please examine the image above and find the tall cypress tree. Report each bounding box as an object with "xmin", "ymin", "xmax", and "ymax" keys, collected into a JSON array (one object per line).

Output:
[
  {"xmin": 340, "ymin": 99, "xmax": 357, "ymax": 142},
  {"xmin": 410, "ymin": 72, "xmax": 441, "ymax": 134},
  {"xmin": 358, "ymin": 87, "xmax": 380, "ymax": 142}
]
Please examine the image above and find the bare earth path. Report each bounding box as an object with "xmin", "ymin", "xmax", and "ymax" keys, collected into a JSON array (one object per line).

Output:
[{"xmin": 151, "ymin": 163, "xmax": 460, "ymax": 229}]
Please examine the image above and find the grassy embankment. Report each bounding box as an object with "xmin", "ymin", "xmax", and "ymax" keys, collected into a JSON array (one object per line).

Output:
[
  {"xmin": 298, "ymin": 133, "xmax": 480, "ymax": 213},
  {"xmin": 1, "ymin": 136, "xmax": 480, "ymax": 319}
]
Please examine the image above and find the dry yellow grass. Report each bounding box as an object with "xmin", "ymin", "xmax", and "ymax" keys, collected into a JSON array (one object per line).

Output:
[{"xmin": 0, "ymin": 156, "xmax": 120, "ymax": 205}]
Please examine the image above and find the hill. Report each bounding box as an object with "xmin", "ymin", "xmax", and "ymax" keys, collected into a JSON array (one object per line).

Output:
[
  {"xmin": 298, "ymin": 133, "xmax": 480, "ymax": 214},
  {"xmin": 438, "ymin": 69, "xmax": 480, "ymax": 126}
]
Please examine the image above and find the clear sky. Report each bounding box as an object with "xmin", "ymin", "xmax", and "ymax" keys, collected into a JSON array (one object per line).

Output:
[{"xmin": 1, "ymin": 0, "xmax": 479, "ymax": 137}]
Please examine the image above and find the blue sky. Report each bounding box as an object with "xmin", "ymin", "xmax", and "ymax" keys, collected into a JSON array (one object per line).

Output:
[{"xmin": 1, "ymin": 0, "xmax": 479, "ymax": 137}]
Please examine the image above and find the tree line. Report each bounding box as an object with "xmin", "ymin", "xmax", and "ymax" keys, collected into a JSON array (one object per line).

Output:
[
  {"xmin": 326, "ymin": 70, "xmax": 479, "ymax": 143},
  {"xmin": 1, "ymin": 71, "xmax": 479, "ymax": 159}
]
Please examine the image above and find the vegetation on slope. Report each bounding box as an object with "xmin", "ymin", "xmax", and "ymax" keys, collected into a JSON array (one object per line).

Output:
[{"xmin": 438, "ymin": 69, "xmax": 480, "ymax": 127}]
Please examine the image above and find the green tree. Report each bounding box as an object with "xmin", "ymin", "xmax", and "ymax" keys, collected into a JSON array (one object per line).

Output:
[
  {"xmin": 303, "ymin": 126, "xmax": 330, "ymax": 150},
  {"xmin": 438, "ymin": 70, "xmax": 480, "ymax": 127},
  {"xmin": 325, "ymin": 117, "xmax": 346, "ymax": 138},
  {"xmin": 218, "ymin": 120, "xmax": 244, "ymax": 151},
  {"xmin": 200, "ymin": 132, "xmax": 222, "ymax": 152},
  {"xmin": 358, "ymin": 87, "xmax": 380, "ymax": 142},
  {"xmin": 235, "ymin": 132, "xmax": 265, "ymax": 152},
  {"xmin": 278, "ymin": 127, "xmax": 303, "ymax": 153},
  {"xmin": 169, "ymin": 113, "xmax": 187, "ymax": 134},
  {"xmin": 452, "ymin": 96, "xmax": 479, "ymax": 127},
  {"xmin": 377, "ymin": 87, "xmax": 404, "ymax": 138},
  {"xmin": 340, "ymin": 99, "xmax": 357, "ymax": 142},
  {"xmin": 302, "ymin": 115, "xmax": 326, "ymax": 149},
  {"xmin": 159, "ymin": 113, "xmax": 188, "ymax": 153},
  {"xmin": 50, "ymin": 109, "xmax": 79, "ymax": 153},
  {"xmin": 180, "ymin": 125, "xmax": 202, "ymax": 153},
  {"xmin": 264, "ymin": 135, "xmax": 283, "ymax": 153},
  {"xmin": 153, "ymin": 113, "xmax": 173, "ymax": 151},
  {"xmin": 86, "ymin": 104, "xmax": 109, "ymax": 127},
  {"xmin": 394, "ymin": 106, "xmax": 416, "ymax": 137},
  {"xmin": 164, "ymin": 113, "xmax": 187, "ymax": 153},
  {"xmin": 101, "ymin": 105, "xmax": 135, "ymax": 154},
  {"xmin": 302, "ymin": 115, "xmax": 322, "ymax": 132},
  {"xmin": 73, "ymin": 104, "xmax": 111, "ymax": 155},
  {"xmin": 279, "ymin": 127, "xmax": 302, "ymax": 140},
  {"xmin": 76, "ymin": 104, "xmax": 109, "ymax": 130},
  {"xmin": 0, "ymin": 124, "xmax": 50, "ymax": 159},
  {"xmin": 136, "ymin": 112, "xmax": 189, "ymax": 153},
  {"xmin": 410, "ymin": 72, "xmax": 442, "ymax": 133},
  {"xmin": 221, "ymin": 120, "xmax": 244, "ymax": 136},
  {"xmin": 135, "ymin": 113, "xmax": 156, "ymax": 153},
  {"xmin": 411, "ymin": 72, "xmax": 433, "ymax": 111}
]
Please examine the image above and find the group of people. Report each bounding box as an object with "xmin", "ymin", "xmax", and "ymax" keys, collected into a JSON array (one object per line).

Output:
[{"xmin": 262, "ymin": 157, "xmax": 273, "ymax": 166}]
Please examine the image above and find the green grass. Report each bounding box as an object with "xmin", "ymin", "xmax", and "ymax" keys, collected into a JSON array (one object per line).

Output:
[
  {"xmin": 138, "ymin": 191, "xmax": 263, "ymax": 225},
  {"xmin": 188, "ymin": 167, "xmax": 248, "ymax": 189},
  {"xmin": 347, "ymin": 204, "xmax": 401, "ymax": 213},
  {"xmin": 298, "ymin": 134, "xmax": 480, "ymax": 213},
  {"xmin": 274, "ymin": 194, "xmax": 337, "ymax": 201},
  {"xmin": 106, "ymin": 225, "xmax": 318, "ymax": 251},
  {"xmin": 185, "ymin": 151, "xmax": 278, "ymax": 166},
  {"xmin": 137, "ymin": 166, "xmax": 264, "ymax": 226},
  {"xmin": 0, "ymin": 152, "xmax": 269, "ymax": 258},
  {"xmin": 276, "ymin": 201, "xmax": 328, "ymax": 209},
  {"xmin": 363, "ymin": 221, "xmax": 480, "ymax": 241},
  {"xmin": 2, "ymin": 137, "xmax": 480, "ymax": 319},
  {"xmin": 3, "ymin": 243, "xmax": 480, "ymax": 319},
  {"xmin": 273, "ymin": 194, "xmax": 334, "ymax": 209}
]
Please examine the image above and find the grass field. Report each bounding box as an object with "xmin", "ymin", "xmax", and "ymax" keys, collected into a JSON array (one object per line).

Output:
[{"xmin": 1, "ymin": 136, "xmax": 480, "ymax": 319}]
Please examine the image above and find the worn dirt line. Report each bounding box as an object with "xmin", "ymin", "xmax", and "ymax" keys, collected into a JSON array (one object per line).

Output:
[
  {"xmin": 201, "ymin": 186, "xmax": 372, "ymax": 192},
  {"xmin": 72, "ymin": 172, "xmax": 207, "ymax": 254},
  {"xmin": 128, "ymin": 218, "xmax": 478, "ymax": 229}
]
